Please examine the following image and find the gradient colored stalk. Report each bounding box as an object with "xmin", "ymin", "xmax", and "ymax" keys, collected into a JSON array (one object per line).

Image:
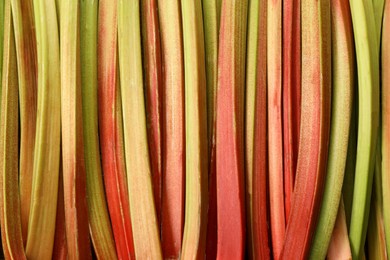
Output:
[
  {"xmin": 282, "ymin": 0, "xmax": 301, "ymax": 220},
  {"xmin": 0, "ymin": 2, "xmax": 25, "ymax": 258},
  {"xmin": 348, "ymin": 0, "xmax": 380, "ymax": 257},
  {"xmin": 82, "ymin": 0, "xmax": 118, "ymax": 258},
  {"xmin": 140, "ymin": 0, "xmax": 163, "ymax": 223},
  {"xmin": 26, "ymin": 0, "xmax": 61, "ymax": 258},
  {"xmin": 9, "ymin": 0, "xmax": 37, "ymax": 245},
  {"xmin": 157, "ymin": 1, "xmax": 185, "ymax": 258},
  {"xmin": 60, "ymin": 0, "xmax": 91, "ymax": 258},
  {"xmin": 280, "ymin": 0, "xmax": 332, "ymax": 257},
  {"xmin": 309, "ymin": 0, "xmax": 355, "ymax": 257},
  {"xmin": 216, "ymin": 0, "xmax": 248, "ymax": 258}
]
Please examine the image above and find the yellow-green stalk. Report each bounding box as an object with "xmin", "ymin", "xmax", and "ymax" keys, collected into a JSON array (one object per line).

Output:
[
  {"xmin": 117, "ymin": 0, "xmax": 162, "ymax": 258},
  {"xmin": 0, "ymin": 0, "xmax": 4, "ymax": 87},
  {"xmin": 348, "ymin": 0, "xmax": 380, "ymax": 257},
  {"xmin": 84, "ymin": 0, "xmax": 118, "ymax": 258},
  {"xmin": 0, "ymin": 1, "xmax": 25, "ymax": 258},
  {"xmin": 309, "ymin": 0, "xmax": 354, "ymax": 257},
  {"xmin": 10, "ymin": 0, "xmax": 37, "ymax": 244},
  {"xmin": 180, "ymin": 0, "xmax": 208, "ymax": 258},
  {"xmin": 60, "ymin": 0, "xmax": 92, "ymax": 258},
  {"xmin": 26, "ymin": 0, "xmax": 61, "ymax": 258}
]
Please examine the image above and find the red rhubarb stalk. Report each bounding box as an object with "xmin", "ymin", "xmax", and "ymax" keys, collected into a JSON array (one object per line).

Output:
[
  {"xmin": 280, "ymin": 0, "xmax": 332, "ymax": 257},
  {"xmin": 216, "ymin": 0, "xmax": 248, "ymax": 258}
]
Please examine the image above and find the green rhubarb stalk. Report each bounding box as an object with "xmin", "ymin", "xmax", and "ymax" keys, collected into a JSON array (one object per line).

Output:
[
  {"xmin": 215, "ymin": 0, "xmax": 248, "ymax": 258},
  {"xmin": 348, "ymin": 0, "xmax": 380, "ymax": 257},
  {"xmin": 180, "ymin": 0, "xmax": 208, "ymax": 258},
  {"xmin": 60, "ymin": 0, "xmax": 91, "ymax": 258},
  {"xmin": 280, "ymin": 0, "xmax": 332, "ymax": 257},
  {"xmin": 118, "ymin": 0, "xmax": 162, "ymax": 258},
  {"xmin": 373, "ymin": 0, "xmax": 385, "ymax": 48},
  {"xmin": 382, "ymin": 0, "xmax": 390, "ymax": 254},
  {"xmin": 244, "ymin": 0, "xmax": 259, "ymax": 257},
  {"xmin": 326, "ymin": 200, "xmax": 352, "ymax": 260},
  {"xmin": 309, "ymin": 0, "xmax": 355, "ymax": 257},
  {"xmin": 157, "ymin": 0, "xmax": 185, "ymax": 258},
  {"xmin": 267, "ymin": 0, "xmax": 285, "ymax": 257},
  {"xmin": 0, "ymin": 1, "xmax": 25, "ymax": 258},
  {"xmin": 83, "ymin": 0, "xmax": 117, "ymax": 258},
  {"xmin": 9, "ymin": 0, "xmax": 37, "ymax": 245},
  {"xmin": 26, "ymin": 0, "xmax": 61, "ymax": 258},
  {"xmin": 0, "ymin": 0, "xmax": 4, "ymax": 87}
]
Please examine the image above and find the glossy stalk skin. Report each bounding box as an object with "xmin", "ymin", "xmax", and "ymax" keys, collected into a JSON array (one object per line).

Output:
[
  {"xmin": 26, "ymin": 0, "xmax": 61, "ymax": 258},
  {"xmin": 180, "ymin": 0, "xmax": 208, "ymax": 258},
  {"xmin": 52, "ymin": 163, "xmax": 68, "ymax": 260},
  {"xmin": 0, "ymin": 2, "xmax": 25, "ymax": 258},
  {"xmin": 309, "ymin": 0, "xmax": 354, "ymax": 257},
  {"xmin": 252, "ymin": 0, "xmax": 270, "ymax": 256},
  {"xmin": 203, "ymin": 1, "xmax": 220, "ymax": 258},
  {"xmin": 157, "ymin": 1, "xmax": 185, "ymax": 258},
  {"xmin": 267, "ymin": 0, "xmax": 285, "ymax": 257},
  {"xmin": 244, "ymin": 0, "xmax": 259, "ymax": 256},
  {"xmin": 280, "ymin": 0, "xmax": 332, "ymax": 257},
  {"xmin": 140, "ymin": 0, "xmax": 163, "ymax": 223},
  {"xmin": 10, "ymin": 0, "xmax": 37, "ymax": 245},
  {"xmin": 382, "ymin": 0, "xmax": 390, "ymax": 254},
  {"xmin": 0, "ymin": 0, "xmax": 4, "ymax": 86},
  {"xmin": 282, "ymin": 0, "xmax": 300, "ymax": 220},
  {"xmin": 82, "ymin": 0, "xmax": 118, "ymax": 258},
  {"xmin": 60, "ymin": 1, "xmax": 91, "ymax": 258},
  {"xmin": 118, "ymin": 0, "xmax": 162, "ymax": 258},
  {"xmin": 349, "ymin": 0, "xmax": 380, "ymax": 257},
  {"xmin": 326, "ymin": 200, "xmax": 352, "ymax": 260},
  {"xmin": 216, "ymin": 0, "xmax": 248, "ymax": 259},
  {"xmin": 97, "ymin": 0, "xmax": 135, "ymax": 258}
]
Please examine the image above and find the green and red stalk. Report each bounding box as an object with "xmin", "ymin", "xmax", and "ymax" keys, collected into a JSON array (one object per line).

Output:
[
  {"xmin": 118, "ymin": 0, "xmax": 162, "ymax": 258},
  {"xmin": 203, "ymin": 1, "xmax": 220, "ymax": 258},
  {"xmin": 216, "ymin": 0, "xmax": 248, "ymax": 258},
  {"xmin": 9, "ymin": 0, "xmax": 37, "ymax": 245},
  {"xmin": 382, "ymin": 0, "xmax": 390, "ymax": 254},
  {"xmin": 52, "ymin": 160, "xmax": 68, "ymax": 260},
  {"xmin": 267, "ymin": 0, "xmax": 285, "ymax": 257},
  {"xmin": 280, "ymin": 0, "xmax": 332, "ymax": 257},
  {"xmin": 140, "ymin": 0, "xmax": 163, "ymax": 223},
  {"xmin": 26, "ymin": 0, "xmax": 61, "ymax": 258},
  {"xmin": 348, "ymin": 0, "xmax": 380, "ymax": 256},
  {"xmin": 157, "ymin": 1, "xmax": 185, "ymax": 258},
  {"xmin": 282, "ymin": 0, "xmax": 300, "ymax": 221},
  {"xmin": 244, "ymin": 0, "xmax": 260, "ymax": 256},
  {"xmin": 180, "ymin": 0, "xmax": 208, "ymax": 258},
  {"xmin": 326, "ymin": 200, "xmax": 352, "ymax": 260},
  {"xmin": 97, "ymin": 0, "xmax": 134, "ymax": 258},
  {"xmin": 0, "ymin": 2, "xmax": 25, "ymax": 258},
  {"xmin": 309, "ymin": 0, "xmax": 354, "ymax": 257},
  {"xmin": 82, "ymin": 0, "xmax": 118, "ymax": 258},
  {"xmin": 60, "ymin": 1, "xmax": 91, "ymax": 258},
  {"xmin": 252, "ymin": 0, "xmax": 270, "ymax": 256}
]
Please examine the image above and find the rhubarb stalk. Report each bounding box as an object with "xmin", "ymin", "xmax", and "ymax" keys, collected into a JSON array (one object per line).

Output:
[
  {"xmin": 180, "ymin": 0, "xmax": 208, "ymax": 258},
  {"xmin": 26, "ymin": 0, "xmax": 61, "ymax": 258},
  {"xmin": 118, "ymin": 0, "xmax": 162, "ymax": 258},
  {"xmin": 216, "ymin": 0, "xmax": 248, "ymax": 258},
  {"xmin": 280, "ymin": 0, "xmax": 332, "ymax": 257},
  {"xmin": 82, "ymin": 0, "xmax": 118, "ymax": 258},
  {"xmin": 0, "ymin": 1, "xmax": 25, "ymax": 258},
  {"xmin": 348, "ymin": 0, "xmax": 380, "ymax": 257},
  {"xmin": 60, "ymin": 0, "xmax": 91, "ymax": 258},
  {"xmin": 0, "ymin": 0, "xmax": 4, "ymax": 86},
  {"xmin": 10, "ymin": 0, "xmax": 37, "ymax": 245},
  {"xmin": 157, "ymin": 0, "xmax": 185, "ymax": 258},
  {"xmin": 309, "ymin": 0, "xmax": 354, "ymax": 257},
  {"xmin": 140, "ymin": 0, "xmax": 163, "ymax": 223}
]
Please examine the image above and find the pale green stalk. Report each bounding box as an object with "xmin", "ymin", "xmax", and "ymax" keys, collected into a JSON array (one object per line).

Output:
[
  {"xmin": 26, "ymin": 0, "xmax": 61, "ymax": 259},
  {"xmin": 118, "ymin": 0, "xmax": 162, "ymax": 258},
  {"xmin": 0, "ymin": 0, "xmax": 4, "ymax": 87},
  {"xmin": 348, "ymin": 0, "xmax": 380, "ymax": 258},
  {"xmin": 181, "ymin": 0, "xmax": 208, "ymax": 258}
]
